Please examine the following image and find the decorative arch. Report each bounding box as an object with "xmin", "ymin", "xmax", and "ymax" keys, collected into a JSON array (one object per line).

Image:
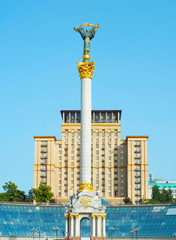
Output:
[{"xmin": 80, "ymin": 217, "xmax": 91, "ymax": 237}]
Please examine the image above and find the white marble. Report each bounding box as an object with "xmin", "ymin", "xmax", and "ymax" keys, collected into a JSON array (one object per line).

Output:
[{"xmin": 81, "ymin": 78, "xmax": 92, "ymax": 184}]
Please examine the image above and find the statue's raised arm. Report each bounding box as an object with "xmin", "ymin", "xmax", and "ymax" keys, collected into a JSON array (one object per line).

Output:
[{"xmin": 74, "ymin": 23, "xmax": 99, "ymax": 62}]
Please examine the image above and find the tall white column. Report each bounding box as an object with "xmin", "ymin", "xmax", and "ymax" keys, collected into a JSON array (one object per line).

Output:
[
  {"xmin": 75, "ymin": 216, "xmax": 80, "ymax": 237},
  {"xmin": 92, "ymin": 216, "xmax": 96, "ymax": 236},
  {"xmin": 81, "ymin": 77, "xmax": 92, "ymax": 184},
  {"xmin": 70, "ymin": 215, "xmax": 74, "ymax": 236},
  {"xmin": 102, "ymin": 216, "xmax": 106, "ymax": 237},
  {"xmin": 97, "ymin": 215, "xmax": 102, "ymax": 237},
  {"xmin": 65, "ymin": 216, "xmax": 69, "ymax": 237}
]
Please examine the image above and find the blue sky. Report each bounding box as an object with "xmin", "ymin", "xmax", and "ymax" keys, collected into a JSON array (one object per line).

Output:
[{"xmin": 0, "ymin": 0, "xmax": 176, "ymax": 193}]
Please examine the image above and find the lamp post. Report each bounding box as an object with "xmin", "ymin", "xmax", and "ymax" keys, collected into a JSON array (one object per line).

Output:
[
  {"xmin": 131, "ymin": 228, "xmax": 139, "ymax": 240},
  {"xmin": 109, "ymin": 227, "xmax": 115, "ymax": 240},
  {"xmin": 37, "ymin": 230, "xmax": 42, "ymax": 240},
  {"xmin": 31, "ymin": 228, "xmax": 36, "ymax": 240},
  {"xmin": 53, "ymin": 227, "xmax": 60, "ymax": 239}
]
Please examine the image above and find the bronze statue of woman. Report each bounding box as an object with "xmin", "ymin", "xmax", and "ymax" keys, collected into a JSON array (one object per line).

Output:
[{"xmin": 74, "ymin": 23, "xmax": 99, "ymax": 61}]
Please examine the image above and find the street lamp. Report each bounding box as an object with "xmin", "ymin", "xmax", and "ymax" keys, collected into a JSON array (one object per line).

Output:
[
  {"xmin": 131, "ymin": 228, "xmax": 139, "ymax": 240},
  {"xmin": 109, "ymin": 227, "xmax": 115, "ymax": 240},
  {"xmin": 37, "ymin": 229, "xmax": 42, "ymax": 240},
  {"xmin": 31, "ymin": 228, "xmax": 37, "ymax": 240},
  {"xmin": 53, "ymin": 227, "xmax": 60, "ymax": 239}
]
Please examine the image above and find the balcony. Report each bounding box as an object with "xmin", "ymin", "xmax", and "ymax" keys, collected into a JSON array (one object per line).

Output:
[
  {"xmin": 41, "ymin": 149, "xmax": 47, "ymax": 153},
  {"xmin": 64, "ymin": 177, "xmax": 68, "ymax": 180},
  {"xmin": 64, "ymin": 159, "xmax": 68, "ymax": 162},
  {"xmin": 101, "ymin": 147, "xmax": 105, "ymax": 150},
  {"xmin": 135, "ymin": 175, "xmax": 141, "ymax": 178},
  {"xmin": 64, "ymin": 189, "xmax": 68, "ymax": 192},
  {"xmin": 41, "ymin": 162, "xmax": 47, "ymax": 165},
  {"xmin": 41, "ymin": 144, "xmax": 47, "ymax": 147},
  {"xmin": 41, "ymin": 168, "xmax": 46, "ymax": 171},
  {"xmin": 135, "ymin": 193, "xmax": 141, "ymax": 196},
  {"xmin": 134, "ymin": 149, "xmax": 141, "ymax": 153},
  {"xmin": 64, "ymin": 171, "xmax": 68, "ymax": 174},
  {"xmin": 77, "ymin": 153, "xmax": 80, "ymax": 156},
  {"xmin": 64, "ymin": 146, "xmax": 68, "ymax": 150},
  {"xmin": 135, "ymin": 169, "xmax": 141, "ymax": 171},
  {"xmin": 102, "ymin": 189, "xmax": 105, "ymax": 192},
  {"xmin": 41, "ymin": 156, "xmax": 47, "ymax": 159},
  {"xmin": 134, "ymin": 143, "xmax": 141, "ymax": 147},
  {"xmin": 77, "ymin": 159, "xmax": 80, "ymax": 163},
  {"xmin": 77, "ymin": 177, "xmax": 80, "ymax": 180},
  {"xmin": 41, "ymin": 175, "xmax": 46, "ymax": 178},
  {"xmin": 64, "ymin": 183, "xmax": 67, "ymax": 186},
  {"xmin": 64, "ymin": 153, "xmax": 68, "ymax": 156},
  {"xmin": 77, "ymin": 171, "xmax": 80, "ymax": 174}
]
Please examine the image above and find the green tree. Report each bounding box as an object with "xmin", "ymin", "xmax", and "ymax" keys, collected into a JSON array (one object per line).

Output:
[
  {"xmin": 1, "ymin": 181, "xmax": 25, "ymax": 202},
  {"xmin": 26, "ymin": 189, "xmax": 34, "ymax": 202},
  {"xmin": 152, "ymin": 185, "xmax": 161, "ymax": 201},
  {"xmin": 161, "ymin": 188, "xmax": 167, "ymax": 202},
  {"xmin": 166, "ymin": 189, "xmax": 173, "ymax": 202},
  {"xmin": 33, "ymin": 184, "xmax": 54, "ymax": 203}
]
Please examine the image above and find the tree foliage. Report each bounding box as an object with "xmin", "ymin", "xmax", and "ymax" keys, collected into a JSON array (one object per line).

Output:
[
  {"xmin": 151, "ymin": 185, "xmax": 173, "ymax": 203},
  {"xmin": 32, "ymin": 184, "xmax": 54, "ymax": 203},
  {"xmin": 0, "ymin": 181, "xmax": 25, "ymax": 202}
]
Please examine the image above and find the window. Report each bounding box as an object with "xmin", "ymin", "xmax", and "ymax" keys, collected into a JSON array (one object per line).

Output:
[
  {"xmin": 108, "ymin": 156, "xmax": 111, "ymax": 160},
  {"xmin": 59, "ymin": 150, "xmax": 62, "ymax": 154},
  {"xmin": 96, "ymin": 144, "xmax": 99, "ymax": 148},
  {"xmin": 121, "ymin": 169, "xmax": 124, "ymax": 172},
  {"xmin": 71, "ymin": 162, "xmax": 74, "ymax": 166},
  {"xmin": 108, "ymin": 162, "xmax": 111, "ymax": 166},
  {"xmin": 121, "ymin": 186, "xmax": 124, "ymax": 190},
  {"xmin": 96, "ymin": 162, "xmax": 99, "ymax": 166},
  {"xmin": 121, "ymin": 180, "xmax": 124, "ymax": 183},
  {"xmin": 109, "ymin": 186, "xmax": 111, "ymax": 190},
  {"xmin": 108, "ymin": 144, "xmax": 111, "ymax": 148},
  {"xmin": 107, "ymin": 113, "xmax": 112, "ymax": 123},
  {"xmin": 121, "ymin": 192, "xmax": 124, "ymax": 196},
  {"xmin": 59, "ymin": 144, "xmax": 62, "ymax": 148},
  {"xmin": 96, "ymin": 150, "xmax": 99, "ymax": 155},
  {"xmin": 114, "ymin": 138, "xmax": 117, "ymax": 143},
  {"xmin": 71, "ymin": 174, "xmax": 74, "ymax": 178},
  {"xmin": 96, "ymin": 132, "xmax": 99, "ymax": 136},
  {"xmin": 71, "ymin": 156, "xmax": 74, "ymax": 160},
  {"xmin": 121, "ymin": 162, "xmax": 124, "ymax": 166},
  {"xmin": 96, "ymin": 156, "xmax": 99, "ymax": 160},
  {"xmin": 95, "ymin": 112, "xmax": 100, "ymax": 123},
  {"xmin": 101, "ymin": 112, "xmax": 106, "ymax": 123},
  {"xmin": 121, "ymin": 174, "xmax": 124, "ymax": 177},
  {"xmin": 102, "ymin": 138, "xmax": 105, "ymax": 143},
  {"xmin": 120, "ymin": 145, "xmax": 123, "ymax": 148},
  {"xmin": 59, "ymin": 156, "xmax": 62, "ymax": 160},
  {"xmin": 65, "ymin": 138, "xmax": 68, "ymax": 143},
  {"xmin": 121, "ymin": 156, "xmax": 124, "ymax": 160}
]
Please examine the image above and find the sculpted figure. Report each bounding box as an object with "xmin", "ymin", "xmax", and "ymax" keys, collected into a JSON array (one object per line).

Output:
[{"xmin": 74, "ymin": 23, "xmax": 99, "ymax": 61}]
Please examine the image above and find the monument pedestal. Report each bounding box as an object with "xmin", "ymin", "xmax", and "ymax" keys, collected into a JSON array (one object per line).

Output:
[{"xmin": 65, "ymin": 188, "xmax": 107, "ymax": 240}]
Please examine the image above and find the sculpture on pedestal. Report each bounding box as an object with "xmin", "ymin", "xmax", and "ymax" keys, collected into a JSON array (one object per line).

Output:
[{"xmin": 74, "ymin": 23, "xmax": 99, "ymax": 62}]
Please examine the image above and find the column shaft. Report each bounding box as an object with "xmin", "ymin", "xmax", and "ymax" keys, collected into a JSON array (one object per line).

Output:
[
  {"xmin": 81, "ymin": 78, "xmax": 91, "ymax": 184},
  {"xmin": 97, "ymin": 216, "xmax": 102, "ymax": 237},
  {"xmin": 103, "ymin": 218, "xmax": 106, "ymax": 237},
  {"xmin": 70, "ymin": 217, "xmax": 74, "ymax": 236},
  {"xmin": 92, "ymin": 217, "xmax": 96, "ymax": 236}
]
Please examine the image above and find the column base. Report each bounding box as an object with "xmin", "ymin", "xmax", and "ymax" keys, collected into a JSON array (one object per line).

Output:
[
  {"xmin": 91, "ymin": 237, "xmax": 107, "ymax": 240},
  {"xmin": 65, "ymin": 237, "xmax": 80, "ymax": 240}
]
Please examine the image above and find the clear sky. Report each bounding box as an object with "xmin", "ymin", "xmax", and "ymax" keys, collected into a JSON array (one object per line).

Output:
[{"xmin": 0, "ymin": 0, "xmax": 176, "ymax": 193}]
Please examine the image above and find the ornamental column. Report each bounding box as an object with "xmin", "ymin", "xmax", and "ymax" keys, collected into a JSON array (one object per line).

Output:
[
  {"xmin": 92, "ymin": 215, "xmax": 96, "ymax": 236},
  {"xmin": 77, "ymin": 62, "xmax": 95, "ymax": 192},
  {"xmin": 97, "ymin": 215, "xmax": 102, "ymax": 237},
  {"xmin": 75, "ymin": 215, "xmax": 80, "ymax": 237},
  {"xmin": 70, "ymin": 215, "xmax": 74, "ymax": 237},
  {"xmin": 102, "ymin": 215, "xmax": 106, "ymax": 237},
  {"xmin": 65, "ymin": 215, "xmax": 69, "ymax": 237}
]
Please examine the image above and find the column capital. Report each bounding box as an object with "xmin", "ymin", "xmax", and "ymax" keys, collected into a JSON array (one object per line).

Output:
[
  {"xmin": 70, "ymin": 215, "xmax": 74, "ymax": 219},
  {"xmin": 92, "ymin": 215, "xmax": 96, "ymax": 219},
  {"xmin": 75, "ymin": 215, "xmax": 79, "ymax": 218},
  {"xmin": 65, "ymin": 215, "xmax": 69, "ymax": 219},
  {"xmin": 96, "ymin": 215, "xmax": 101, "ymax": 219},
  {"xmin": 77, "ymin": 62, "xmax": 95, "ymax": 79},
  {"xmin": 102, "ymin": 215, "xmax": 106, "ymax": 219}
]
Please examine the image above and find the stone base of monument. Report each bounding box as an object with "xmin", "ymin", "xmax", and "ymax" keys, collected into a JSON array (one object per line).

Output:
[{"xmin": 64, "ymin": 187, "xmax": 107, "ymax": 239}]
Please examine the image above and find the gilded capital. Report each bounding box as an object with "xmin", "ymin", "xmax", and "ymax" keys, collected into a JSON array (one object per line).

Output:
[
  {"xmin": 75, "ymin": 215, "xmax": 79, "ymax": 218},
  {"xmin": 70, "ymin": 215, "xmax": 74, "ymax": 219},
  {"xmin": 78, "ymin": 183, "xmax": 93, "ymax": 192},
  {"xmin": 77, "ymin": 62, "xmax": 95, "ymax": 79},
  {"xmin": 96, "ymin": 215, "xmax": 100, "ymax": 219},
  {"xmin": 102, "ymin": 215, "xmax": 106, "ymax": 219},
  {"xmin": 65, "ymin": 215, "xmax": 69, "ymax": 219},
  {"xmin": 92, "ymin": 215, "xmax": 96, "ymax": 219}
]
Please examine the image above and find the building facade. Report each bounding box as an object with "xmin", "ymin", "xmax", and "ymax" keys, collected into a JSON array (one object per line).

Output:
[{"xmin": 34, "ymin": 110, "xmax": 149, "ymax": 203}]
